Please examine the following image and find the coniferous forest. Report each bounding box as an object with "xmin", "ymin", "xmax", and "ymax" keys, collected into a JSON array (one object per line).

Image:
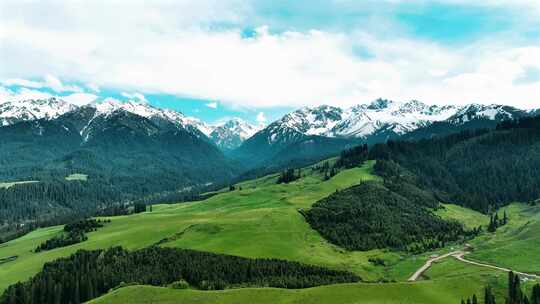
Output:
[
  {"xmin": 369, "ymin": 116, "xmax": 540, "ymax": 212},
  {"xmin": 461, "ymin": 272, "xmax": 540, "ymax": 304},
  {"xmin": 34, "ymin": 219, "xmax": 108, "ymax": 252},
  {"xmin": 304, "ymin": 180, "xmax": 478, "ymax": 252},
  {"xmin": 0, "ymin": 246, "xmax": 359, "ymax": 304}
]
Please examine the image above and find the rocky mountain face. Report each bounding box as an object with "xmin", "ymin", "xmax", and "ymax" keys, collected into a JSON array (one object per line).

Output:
[
  {"xmin": 0, "ymin": 99, "xmax": 239, "ymax": 191},
  {"xmin": 0, "ymin": 98, "xmax": 262, "ymax": 150},
  {"xmin": 246, "ymin": 99, "xmax": 530, "ymax": 145},
  {"xmin": 209, "ymin": 118, "xmax": 261, "ymax": 151},
  {"xmin": 1, "ymin": 97, "xmax": 535, "ymax": 165},
  {"xmin": 236, "ymin": 99, "xmax": 532, "ymax": 168}
]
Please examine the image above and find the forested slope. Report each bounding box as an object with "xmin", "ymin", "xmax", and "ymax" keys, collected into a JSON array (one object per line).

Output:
[{"xmin": 369, "ymin": 115, "xmax": 540, "ymax": 212}]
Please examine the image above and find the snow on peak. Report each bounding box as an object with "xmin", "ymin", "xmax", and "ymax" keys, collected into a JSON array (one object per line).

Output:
[
  {"xmin": 447, "ymin": 103, "xmax": 523, "ymax": 123},
  {"xmin": 0, "ymin": 97, "xmax": 77, "ymax": 126},
  {"xmin": 277, "ymin": 105, "xmax": 343, "ymax": 136},
  {"xmin": 90, "ymin": 100, "xmax": 213, "ymax": 136},
  {"xmin": 330, "ymin": 99, "xmax": 460, "ymax": 137},
  {"xmin": 210, "ymin": 118, "xmax": 262, "ymax": 150},
  {"xmin": 262, "ymin": 99, "xmax": 525, "ymax": 142}
]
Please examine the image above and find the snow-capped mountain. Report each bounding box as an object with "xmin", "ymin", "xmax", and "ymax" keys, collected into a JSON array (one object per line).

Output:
[
  {"xmin": 255, "ymin": 99, "xmax": 531, "ymax": 143},
  {"xmin": 330, "ymin": 99, "xmax": 458, "ymax": 138},
  {"xmin": 251, "ymin": 99, "xmax": 461, "ymax": 145},
  {"xmin": 0, "ymin": 97, "xmax": 77, "ymax": 126},
  {"xmin": 446, "ymin": 103, "xmax": 529, "ymax": 124},
  {"xmin": 0, "ymin": 97, "xmax": 216, "ymax": 141},
  {"xmin": 209, "ymin": 118, "xmax": 261, "ymax": 151},
  {"xmin": 91, "ymin": 99, "xmax": 213, "ymax": 138}
]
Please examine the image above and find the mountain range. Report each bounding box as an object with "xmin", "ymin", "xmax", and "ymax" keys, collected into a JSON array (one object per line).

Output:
[
  {"xmin": 0, "ymin": 98, "xmax": 240, "ymax": 207},
  {"xmin": 235, "ymin": 99, "xmax": 533, "ymax": 169},
  {"xmin": 0, "ymin": 95, "xmax": 537, "ymax": 228},
  {"xmin": 0, "ymin": 97, "xmax": 536, "ymax": 172},
  {"xmin": 0, "ymin": 98, "xmax": 261, "ymax": 151}
]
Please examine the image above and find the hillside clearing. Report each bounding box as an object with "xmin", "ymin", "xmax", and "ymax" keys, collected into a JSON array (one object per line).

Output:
[{"xmin": 0, "ymin": 181, "xmax": 39, "ymax": 189}]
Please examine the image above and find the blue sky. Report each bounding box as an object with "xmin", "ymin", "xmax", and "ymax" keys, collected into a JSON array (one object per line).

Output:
[{"xmin": 1, "ymin": 1, "xmax": 539, "ymax": 124}]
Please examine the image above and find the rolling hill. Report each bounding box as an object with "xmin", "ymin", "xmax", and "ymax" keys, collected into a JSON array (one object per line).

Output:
[{"xmin": 1, "ymin": 156, "xmax": 538, "ymax": 304}]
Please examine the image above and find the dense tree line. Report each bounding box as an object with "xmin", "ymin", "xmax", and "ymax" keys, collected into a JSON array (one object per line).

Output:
[
  {"xmin": 0, "ymin": 111, "xmax": 239, "ymax": 237},
  {"xmin": 277, "ymin": 168, "xmax": 301, "ymax": 184},
  {"xmin": 334, "ymin": 144, "xmax": 368, "ymax": 169},
  {"xmin": 487, "ymin": 211, "xmax": 508, "ymax": 233},
  {"xmin": 0, "ymin": 246, "xmax": 359, "ymax": 304},
  {"xmin": 35, "ymin": 219, "xmax": 108, "ymax": 252},
  {"xmin": 310, "ymin": 144, "xmax": 368, "ymax": 182},
  {"xmin": 461, "ymin": 272, "xmax": 540, "ymax": 304},
  {"xmin": 369, "ymin": 115, "xmax": 540, "ymax": 212},
  {"xmin": 0, "ymin": 180, "xmax": 121, "ymax": 231},
  {"xmin": 304, "ymin": 180, "xmax": 478, "ymax": 252}
]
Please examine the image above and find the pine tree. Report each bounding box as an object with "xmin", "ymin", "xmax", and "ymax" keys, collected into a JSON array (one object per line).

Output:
[
  {"xmin": 484, "ymin": 286, "xmax": 496, "ymax": 304},
  {"xmin": 488, "ymin": 215, "xmax": 496, "ymax": 233},
  {"xmin": 532, "ymin": 284, "xmax": 540, "ymax": 304},
  {"xmin": 508, "ymin": 272, "xmax": 523, "ymax": 304}
]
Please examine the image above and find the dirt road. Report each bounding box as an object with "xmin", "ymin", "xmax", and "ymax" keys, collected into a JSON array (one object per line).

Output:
[
  {"xmin": 407, "ymin": 251, "xmax": 462, "ymax": 281},
  {"xmin": 408, "ymin": 251, "xmax": 540, "ymax": 281}
]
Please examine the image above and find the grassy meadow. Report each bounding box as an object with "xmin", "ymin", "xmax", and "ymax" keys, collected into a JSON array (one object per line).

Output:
[
  {"xmin": 0, "ymin": 180, "xmax": 39, "ymax": 189},
  {"xmin": 468, "ymin": 203, "xmax": 540, "ymax": 274},
  {"xmin": 1, "ymin": 161, "xmax": 408, "ymax": 291},
  {"xmin": 1, "ymin": 160, "xmax": 539, "ymax": 303},
  {"xmin": 89, "ymin": 278, "xmax": 490, "ymax": 304}
]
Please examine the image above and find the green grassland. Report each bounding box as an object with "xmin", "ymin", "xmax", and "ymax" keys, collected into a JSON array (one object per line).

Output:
[
  {"xmin": 0, "ymin": 180, "xmax": 39, "ymax": 189},
  {"xmin": 435, "ymin": 203, "xmax": 490, "ymax": 229},
  {"xmin": 468, "ymin": 203, "xmax": 540, "ymax": 274},
  {"xmin": 65, "ymin": 173, "xmax": 88, "ymax": 181},
  {"xmin": 90, "ymin": 278, "xmax": 489, "ymax": 304},
  {"xmin": 1, "ymin": 161, "xmax": 411, "ymax": 291},
  {"xmin": 2, "ymin": 160, "xmax": 539, "ymax": 303}
]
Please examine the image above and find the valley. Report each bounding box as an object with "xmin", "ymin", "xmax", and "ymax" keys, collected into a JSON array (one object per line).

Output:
[
  {"xmin": 1, "ymin": 158, "xmax": 539, "ymax": 303},
  {"xmin": 3, "ymin": 2, "xmax": 540, "ymax": 303},
  {"xmin": 1, "ymin": 98, "xmax": 540, "ymax": 304}
]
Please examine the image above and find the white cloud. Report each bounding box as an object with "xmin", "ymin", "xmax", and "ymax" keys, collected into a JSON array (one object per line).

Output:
[
  {"xmin": 1, "ymin": 78, "xmax": 44, "ymax": 89},
  {"xmin": 1, "ymin": 75, "xmax": 81, "ymax": 93},
  {"xmin": 0, "ymin": 1, "xmax": 539, "ymax": 110},
  {"xmin": 62, "ymin": 93, "xmax": 98, "ymax": 106},
  {"xmin": 121, "ymin": 92, "xmax": 147, "ymax": 103},
  {"xmin": 0, "ymin": 86, "xmax": 14, "ymax": 102},
  {"xmin": 6, "ymin": 88, "xmax": 54, "ymax": 101},
  {"xmin": 43, "ymin": 74, "xmax": 81, "ymax": 92},
  {"xmin": 256, "ymin": 112, "xmax": 267, "ymax": 124},
  {"xmin": 86, "ymin": 83, "xmax": 100, "ymax": 93},
  {"xmin": 206, "ymin": 102, "xmax": 218, "ymax": 109}
]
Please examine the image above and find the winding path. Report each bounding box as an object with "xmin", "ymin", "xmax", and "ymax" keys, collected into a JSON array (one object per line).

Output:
[
  {"xmin": 408, "ymin": 251, "xmax": 462, "ymax": 281},
  {"xmin": 454, "ymin": 252, "xmax": 540, "ymax": 280},
  {"xmin": 408, "ymin": 251, "xmax": 540, "ymax": 282}
]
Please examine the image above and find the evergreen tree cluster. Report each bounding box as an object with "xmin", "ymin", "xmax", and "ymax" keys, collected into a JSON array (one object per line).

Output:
[
  {"xmin": 461, "ymin": 272, "xmax": 540, "ymax": 304},
  {"xmin": 312, "ymin": 161, "xmax": 337, "ymax": 181},
  {"xmin": 34, "ymin": 219, "xmax": 107, "ymax": 253},
  {"xmin": 0, "ymin": 246, "xmax": 359, "ymax": 304},
  {"xmin": 277, "ymin": 168, "xmax": 301, "ymax": 184},
  {"xmin": 0, "ymin": 180, "xmax": 121, "ymax": 239},
  {"xmin": 369, "ymin": 115, "xmax": 540, "ymax": 212},
  {"xmin": 304, "ymin": 180, "xmax": 478, "ymax": 252},
  {"xmin": 487, "ymin": 211, "xmax": 508, "ymax": 233},
  {"xmin": 133, "ymin": 203, "xmax": 147, "ymax": 214},
  {"xmin": 335, "ymin": 144, "xmax": 368, "ymax": 169}
]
